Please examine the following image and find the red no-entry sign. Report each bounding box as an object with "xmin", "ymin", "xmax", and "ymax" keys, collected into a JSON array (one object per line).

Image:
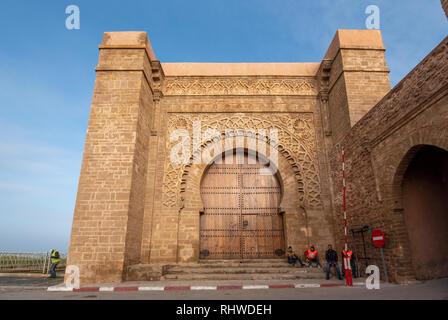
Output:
[{"xmin": 372, "ymin": 229, "xmax": 386, "ymax": 248}]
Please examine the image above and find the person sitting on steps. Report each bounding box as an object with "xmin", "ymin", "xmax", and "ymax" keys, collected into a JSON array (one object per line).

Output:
[
  {"xmin": 286, "ymin": 246, "xmax": 305, "ymax": 267},
  {"xmin": 303, "ymin": 249, "xmax": 309, "ymax": 265},
  {"xmin": 307, "ymin": 245, "xmax": 322, "ymax": 268}
]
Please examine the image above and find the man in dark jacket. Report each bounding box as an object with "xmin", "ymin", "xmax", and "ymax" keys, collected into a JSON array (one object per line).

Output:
[{"xmin": 325, "ymin": 245, "xmax": 342, "ymax": 280}]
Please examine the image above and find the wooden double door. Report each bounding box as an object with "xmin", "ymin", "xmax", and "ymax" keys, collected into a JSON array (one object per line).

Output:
[{"xmin": 200, "ymin": 152, "xmax": 285, "ymax": 259}]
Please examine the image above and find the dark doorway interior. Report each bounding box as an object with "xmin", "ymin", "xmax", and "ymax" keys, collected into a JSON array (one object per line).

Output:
[{"xmin": 402, "ymin": 145, "xmax": 448, "ymax": 280}]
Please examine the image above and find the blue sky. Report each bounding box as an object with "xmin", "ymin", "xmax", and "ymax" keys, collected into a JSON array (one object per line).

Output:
[{"xmin": 0, "ymin": 1, "xmax": 446, "ymax": 253}]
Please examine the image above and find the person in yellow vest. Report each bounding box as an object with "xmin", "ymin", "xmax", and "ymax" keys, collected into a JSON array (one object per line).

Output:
[
  {"xmin": 49, "ymin": 249, "xmax": 61, "ymax": 278},
  {"xmin": 307, "ymin": 245, "xmax": 322, "ymax": 268}
]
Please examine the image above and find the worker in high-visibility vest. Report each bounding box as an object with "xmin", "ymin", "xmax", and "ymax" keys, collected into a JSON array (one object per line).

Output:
[
  {"xmin": 49, "ymin": 249, "xmax": 61, "ymax": 278},
  {"xmin": 341, "ymin": 249, "xmax": 357, "ymax": 278},
  {"xmin": 307, "ymin": 245, "xmax": 322, "ymax": 268}
]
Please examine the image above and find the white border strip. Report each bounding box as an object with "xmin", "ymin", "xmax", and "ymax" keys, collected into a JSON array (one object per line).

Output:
[
  {"xmin": 191, "ymin": 286, "xmax": 217, "ymax": 290},
  {"xmin": 99, "ymin": 287, "xmax": 114, "ymax": 292},
  {"xmin": 47, "ymin": 286, "xmax": 73, "ymax": 292},
  {"xmin": 242, "ymin": 285, "xmax": 269, "ymax": 290},
  {"xmin": 294, "ymin": 283, "xmax": 320, "ymax": 288}
]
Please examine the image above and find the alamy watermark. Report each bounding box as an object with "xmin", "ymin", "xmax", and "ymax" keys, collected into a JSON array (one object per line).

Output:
[
  {"xmin": 65, "ymin": 265, "xmax": 80, "ymax": 289},
  {"xmin": 66, "ymin": 5, "xmax": 80, "ymax": 30},
  {"xmin": 365, "ymin": 265, "xmax": 380, "ymax": 289},
  {"xmin": 365, "ymin": 5, "xmax": 380, "ymax": 30}
]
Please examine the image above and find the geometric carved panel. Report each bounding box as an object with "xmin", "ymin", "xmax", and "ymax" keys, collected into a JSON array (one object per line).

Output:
[
  {"xmin": 164, "ymin": 77, "xmax": 318, "ymax": 96},
  {"xmin": 162, "ymin": 112, "xmax": 322, "ymax": 209}
]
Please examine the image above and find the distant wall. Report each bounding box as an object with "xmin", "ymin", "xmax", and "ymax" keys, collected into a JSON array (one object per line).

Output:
[{"xmin": 442, "ymin": 0, "xmax": 448, "ymax": 19}]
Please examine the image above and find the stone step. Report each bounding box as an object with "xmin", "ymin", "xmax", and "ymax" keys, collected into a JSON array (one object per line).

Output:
[
  {"xmin": 162, "ymin": 272, "xmax": 325, "ymax": 281},
  {"xmin": 163, "ymin": 259, "xmax": 327, "ymax": 281},
  {"xmin": 166, "ymin": 262, "xmax": 298, "ymax": 269},
  {"xmin": 125, "ymin": 261, "xmax": 329, "ymax": 281},
  {"xmin": 166, "ymin": 266, "xmax": 323, "ymax": 274},
  {"xmin": 198, "ymin": 259, "xmax": 286, "ymax": 264}
]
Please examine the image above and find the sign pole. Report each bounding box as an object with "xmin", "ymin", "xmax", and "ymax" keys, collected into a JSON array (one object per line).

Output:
[
  {"xmin": 379, "ymin": 247, "xmax": 389, "ymax": 283},
  {"xmin": 342, "ymin": 148, "xmax": 353, "ymax": 286},
  {"xmin": 372, "ymin": 229, "xmax": 389, "ymax": 283}
]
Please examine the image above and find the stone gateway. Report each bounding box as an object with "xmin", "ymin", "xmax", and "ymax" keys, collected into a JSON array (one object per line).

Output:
[{"xmin": 66, "ymin": 2, "xmax": 448, "ymax": 284}]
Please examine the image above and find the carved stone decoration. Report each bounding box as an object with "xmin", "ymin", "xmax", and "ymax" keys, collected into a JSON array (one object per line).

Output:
[
  {"xmin": 164, "ymin": 77, "xmax": 318, "ymax": 96},
  {"xmin": 162, "ymin": 113, "xmax": 323, "ymax": 209},
  {"xmin": 317, "ymin": 59, "xmax": 332, "ymax": 136}
]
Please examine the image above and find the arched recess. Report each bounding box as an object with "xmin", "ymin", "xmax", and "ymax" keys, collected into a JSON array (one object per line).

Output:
[
  {"xmin": 394, "ymin": 145, "xmax": 448, "ymax": 279},
  {"xmin": 382, "ymin": 125, "xmax": 448, "ymax": 281},
  {"xmin": 388, "ymin": 126, "xmax": 448, "ymax": 212},
  {"xmin": 199, "ymin": 149, "xmax": 284, "ymax": 260},
  {"xmin": 176, "ymin": 134, "xmax": 309, "ymax": 263}
]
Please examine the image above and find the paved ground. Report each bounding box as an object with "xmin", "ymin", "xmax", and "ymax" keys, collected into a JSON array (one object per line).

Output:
[
  {"xmin": 0, "ymin": 275, "xmax": 63, "ymax": 288},
  {"xmin": 52, "ymin": 277, "xmax": 348, "ymax": 288},
  {"xmin": 0, "ymin": 276, "xmax": 447, "ymax": 300}
]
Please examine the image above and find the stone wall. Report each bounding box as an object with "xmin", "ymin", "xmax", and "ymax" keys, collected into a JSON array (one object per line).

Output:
[
  {"xmin": 328, "ymin": 36, "xmax": 448, "ymax": 283},
  {"xmin": 65, "ymin": 32, "xmax": 158, "ymax": 283},
  {"xmin": 143, "ymin": 80, "xmax": 335, "ymax": 264},
  {"xmin": 135, "ymin": 30, "xmax": 392, "ymax": 269},
  {"xmin": 67, "ymin": 29, "xmax": 417, "ymax": 284},
  {"xmin": 323, "ymin": 30, "xmax": 391, "ymax": 143}
]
